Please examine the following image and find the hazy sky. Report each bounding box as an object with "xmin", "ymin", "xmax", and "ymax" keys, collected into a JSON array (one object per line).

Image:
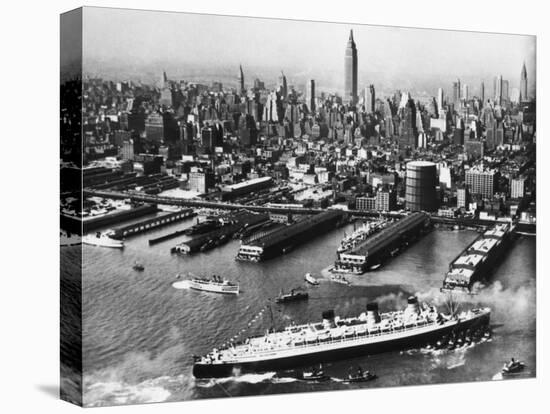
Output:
[{"xmin": 83, "ymin": 7, "xmax": 536, "ymax": 97}]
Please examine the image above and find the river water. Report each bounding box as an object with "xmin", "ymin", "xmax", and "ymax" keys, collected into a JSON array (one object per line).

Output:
[{"xmin": 69, "ymin": 217, "xmax": 536, "ymax": 406}]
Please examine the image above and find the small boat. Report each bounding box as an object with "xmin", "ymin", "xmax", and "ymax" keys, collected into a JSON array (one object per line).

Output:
[
  {"xmin": 343, "ymin": 367, "xmax": 377, "ymax": 383},
  {"xmin": 300, "ymin": 365, "xmax": 329, "ymax": 381},
  {"xmin": 132, "ymin": 262, "xmax": 144, "ymax": 271},
  {"xmin": 275, "ymin": 289, "xmax": 309, "ymax": 304},
  {"xmin": 501, "ymin": 359, "xmax": 525, "ymax": 376},
  {"xmin": 83, "ymin": 231, "xmax": 124, "ymax": 249},
  {"xmin": 330, "ymin": 274, "xmax": 350, "ymax": 286},
  {"xmin": 304, "ymin": 273, "xmax": 320, "ymax": 286},
  {"xmin": 369, "ymin": 263, "xmax": 382, "ymax": 271}
]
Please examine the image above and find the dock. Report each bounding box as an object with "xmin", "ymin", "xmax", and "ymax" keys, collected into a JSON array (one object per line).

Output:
[
  {"xmin": 171, "ymin": 210, "xmax": 270, "ymax": 254},
  {"xmin": 442, "ymin": 222, "xmax": 515, "ymax": 293},
  {"xmin": 236, "ymin": 210, "xmax": 345, "ymax": 261},
  {"xmin": 111, "ymin": 208, "xmax": 196, "ymax": 239},
  {"xmin": 333, "ymin": 212, "xmax": 430, "ymax": 274},
  {"xmin": 77, "ymin": 204, "xmax": 158, "ymax": 233}
]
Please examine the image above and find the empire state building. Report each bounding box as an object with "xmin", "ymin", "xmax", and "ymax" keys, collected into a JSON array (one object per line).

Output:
[{"xmin": 344, "ymin": 30, "xmax": 358, "ymax": 105}]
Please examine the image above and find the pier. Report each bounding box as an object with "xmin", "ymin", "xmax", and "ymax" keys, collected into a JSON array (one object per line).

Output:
[
  {"xmin": 442, "ymin": 222, "xmax": 515, "ymax": 293},
  {"xmin": 334, "ymin": 212, "xmax": 431, "ymax": 274},
  {"xmin": 78, "ymin": 204, "xmax": 158, "ymax": 233},
  {"xmin": 171, "ymin": 210, "xmax": 270, "ymax": 254},
  {"xmin": 111, "ymin": 208, "xmax": 196, "ymax": 239},
  {"xmin": 236, "ymin": 210, "xmax": 345, "ymax": 261}
]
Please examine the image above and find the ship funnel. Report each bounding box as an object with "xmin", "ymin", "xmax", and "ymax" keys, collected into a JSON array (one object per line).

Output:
[
  {"xmin": 404, "ymin": 296, "xmax": 421, "ymax": 319},
  {"xmin": 322, "ymin": 309, "xmax": 336, "ymax": 329},
  {"xmin": 366, "ymin": 302, "xmax": 381, "ymax": 324}
]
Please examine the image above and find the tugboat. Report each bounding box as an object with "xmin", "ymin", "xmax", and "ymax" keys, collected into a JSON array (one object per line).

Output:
[
  {"xmin": 304, "ymin": 273, "xmax": 320, "ymax": 286},
  {"xmin": 275, "ymin": 288, "xmax": 309, "ymax": 304},
  {"xmin": 132, "ymin": 261, "xmax": 144, "ymax": 271},
  {"xmin": 330, "ymin": 274, "xmax": 350, "ymax": 285},
  {"xmin": 501, "ymin": 358, "xmax": 526, "ymax": 376},
  {"xmin": 343, "ymin": 366, "xmax": 377, "ymax": 383},
  {"xmin": 299, "ymin": 365, "xmax": 330, "ymax": 381}
]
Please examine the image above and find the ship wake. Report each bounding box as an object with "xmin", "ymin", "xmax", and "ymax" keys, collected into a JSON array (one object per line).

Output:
[{"xmin": 195, "ymin": 372, "xmax": 299, "ymax": 387}]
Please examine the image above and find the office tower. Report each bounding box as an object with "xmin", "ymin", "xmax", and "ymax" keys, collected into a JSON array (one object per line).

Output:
[
  {"xmin": 344, "ymin": 30, "xmax": 358, "ymax": 105},
  {"xmin": 238, "ymin": 65, "xmax": 245, "ymax": 94},
  {"xmin": 400, "ymin": 98, "xmax": 417, "ymax": 147},
  {"xmin": 307, "ymin": 79, "xmax": 315, "ymax": 112},
  {"xmin": 263, "ymin": 91, "xmax": 279, "ymax": 123},
  {"xmin": 439, "ymin": 165, "xmax": 452, "ymax": 189},
  {"xmin": 144, "ymin": 112, "xmax": 164, "ymax": 142},
  {"xmin": 480, "ymin": 82, "xmax": 485, "ymax": 106},
  {"xmin": 437, "ymin": 87, "xmax": 444, "ymax": 112},
  {"xmin": 405, "ymin": 161, "xmax": 437, "ymax": 212},
  {"xmin": 486, "ymin": 121, "xmax": 496, "ymax": 150},
  {"xmin": 511, "ymin": 177, "xmax": 526, "ymax": 199},
  {"xmin": 364, "ymin": 84, "xmax": 375, "ymax": 113},
  {"xmin": 279, "ymin": 71, "xmax": 288, "ymax": 100},
  {"xmin": 121, "ymin": 139, "xmax": 134, "ymax": 161},
  {"xmin": 495, "ymin": 75, "xmax": 503, "ymax": 105},
  {"xmin": 502, "ymin": 80, "xmax": 509, "ymax": 103},
  {"xmin": 463, "ymin": 84, "xmax": 469, "ymax": 101},
  {"xmin": 465, "ymin": 167, "xmax": 498, "ymax": 199},
  {"xmin": 452, "ymin": 79, "xmax": 461, "ymax": 104},
  {"xmin": 520, "ymin": 62, "xmax": 528, "ymax": 102},
  {"xmin": 375, "ymin": 188, "xmax": 397, "ymax": 211},
  {"xmin": 457, "ymin": 187, "xmax": 469, "ymax": 209}
]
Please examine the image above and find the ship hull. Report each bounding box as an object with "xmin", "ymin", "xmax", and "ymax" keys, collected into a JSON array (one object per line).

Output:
[{"xmin": 193, "ymin": 311, "xmax": 489, "ymax": 378}]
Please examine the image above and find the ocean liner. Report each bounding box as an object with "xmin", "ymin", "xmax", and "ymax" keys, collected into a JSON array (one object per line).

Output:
[{"xmin": 192, "ymin": 297, "xmax": 490, "ymax": 378}]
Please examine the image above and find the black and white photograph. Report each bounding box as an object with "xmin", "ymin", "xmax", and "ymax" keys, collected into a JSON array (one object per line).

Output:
[{"xmin": 56, "ymin": 2, "xmax": 540, "ymax": 410}]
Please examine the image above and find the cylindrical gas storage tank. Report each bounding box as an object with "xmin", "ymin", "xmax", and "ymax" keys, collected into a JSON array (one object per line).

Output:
[{"xmin": 406, "ymin": 161, "xmax": 437, "ymax": 212}]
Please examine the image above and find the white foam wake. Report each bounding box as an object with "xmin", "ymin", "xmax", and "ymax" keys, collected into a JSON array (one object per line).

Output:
[{"xmin": 172, "ymin": 280, "xmax": 190, "ymax": 290}]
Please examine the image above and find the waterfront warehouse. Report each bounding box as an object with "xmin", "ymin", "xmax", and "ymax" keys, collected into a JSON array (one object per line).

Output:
[
  {"xmin": 236, "ymin": 210, "xmax": 344, "ymax": 261},
  {"xmin": 334, "ymin": 212, "xmax": 430, "ymax": 274}
]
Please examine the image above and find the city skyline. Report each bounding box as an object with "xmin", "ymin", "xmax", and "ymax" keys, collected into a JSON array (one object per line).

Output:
[{"xmin": 82, "ymin": 7, "xmax": 536, "ymax": 98}]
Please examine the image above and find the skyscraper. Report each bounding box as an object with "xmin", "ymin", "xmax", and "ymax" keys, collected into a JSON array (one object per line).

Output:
[
  {"xmin": 502, "ymin": 80, "xmax": 509, "ymax": 103},
  {"xmin": 480, "ymin": 82, "xmax": 485, "ymax": 105},
  {"xmin": 238, "ymin": 65, "xmax": 245, "ymax": 95},
  {"xmin": 344, "ymin": 30, "xmax": 358, "ymax": 105},
  {"xmin": 279, "ymin": 71, "xmax": 288, "ymax": 100},
  {"xmin": 452, "ymin": 79, "xmax": 461, "ymax": 104},
  {"xmin": 495, "ymin": 75, "xmax": 503, "ymax": 105},
  {"xmin": 307, "ymin": 79, "xmax": 316, "ymax": 112},
  {"xmin": 520, "ymin": 62, "xmax": 528, "ymax": 102},
  {"xmin": 364, "ymin": 85, "xmax": 375, "ymax": 113},
  {"xmin": 437, "ymin": 87, "xmax": 444, "ymax": 112}
]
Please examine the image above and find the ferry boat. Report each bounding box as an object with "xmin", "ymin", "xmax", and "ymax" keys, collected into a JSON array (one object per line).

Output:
[
  {"xmin": 192, "ymin": 297, "xmax": 491, "ymax": 378},
  {"xmin": 186, "ymin": 275, "xmax": 239, "ymax": 295},
  {"xmin": 441, "ymin": 223, "xmax": 514, "ymax": 293},
  {"xmin": 304, "ymin": 273, "xmax": 320, "ymax": 286},
  {"xmin": 275, "ymin": 289, "xmax": 309, "ymax": 304},
  {"xmin": 82, "ymin": 231, "xmax": 124, "ymax": 248}
]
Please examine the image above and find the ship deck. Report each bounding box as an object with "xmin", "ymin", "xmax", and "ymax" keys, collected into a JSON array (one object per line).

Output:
[{"xmin": 197, "ymin": 307, "xmax": 489, "ymax": 365}]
